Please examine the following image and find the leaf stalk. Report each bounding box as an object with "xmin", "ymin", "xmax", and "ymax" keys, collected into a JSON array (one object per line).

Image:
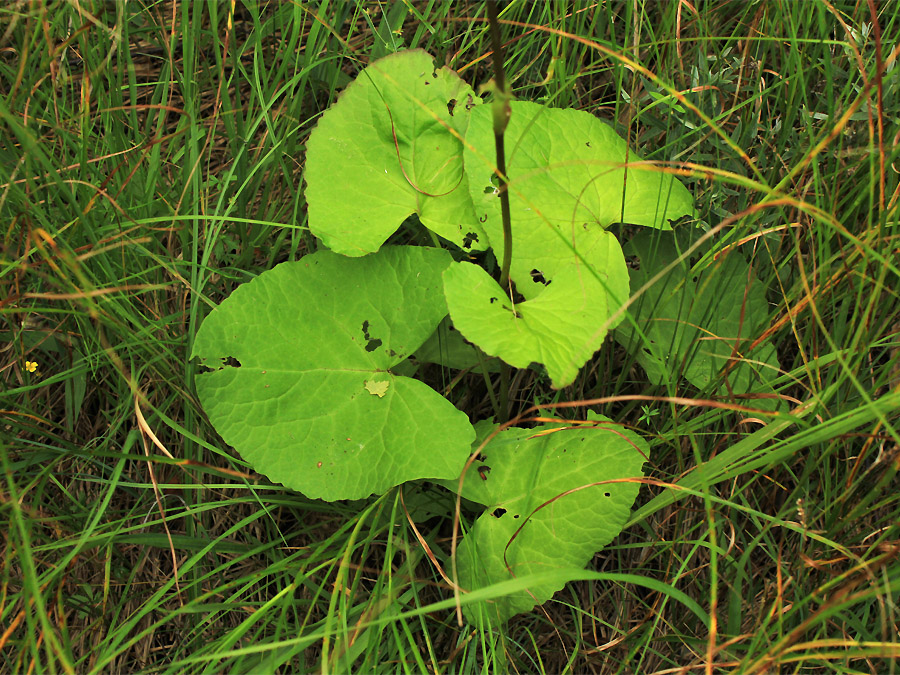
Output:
[
  {"xmin": 487, "ymin": 1, "xmax": 513, "ymax": 422},
  {"xmin": 486, "ymin": 0, "xmax": 513, "ymax": 293}
]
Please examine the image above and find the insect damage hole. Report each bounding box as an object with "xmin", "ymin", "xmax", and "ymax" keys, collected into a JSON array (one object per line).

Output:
[
  {"xmin": 491, "ymin": 508, "xmax": 507, "ymax": 518},
  {"xmin": 530, "ymin": 269, "xmax": 550, "ymax": 285},
  {"xmin": 361, "ymin": 320, "xmax": 383, "ymax": 353}
]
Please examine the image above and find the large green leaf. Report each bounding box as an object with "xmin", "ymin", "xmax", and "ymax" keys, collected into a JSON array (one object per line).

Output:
[
  {"xmin": 444, "ymin": 101, "xmax": 694, "ymax": 388},
  {"xmin": 443, "ymin": 232, "xmax": 628, "ymax": 388},
  {"xmin": 450, "ymin": 413, "xmax": 647, "ymax": 623},
  {"xmin": 615, "ymin": 229, "xmax": 781, "ymax": 407},
  {"xmin": 305, "ymin": 50, "xmax": 486, "ymax": 255},
  {"xmin": 192, "ymin": 246, "xmax": 475, "ymax": 501},
  {"xmin": 464, "ymin": 100, "xmax": 695, "ymax": 300}
]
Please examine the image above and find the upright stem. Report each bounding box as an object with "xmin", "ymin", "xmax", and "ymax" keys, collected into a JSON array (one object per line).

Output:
[
  {"xmin": 486, "ymin": 1, "xmax": 513, "ymax": 421},
  {"xmin": 486, "ymin": 0, "xmax": 513, "ymax": 292}
]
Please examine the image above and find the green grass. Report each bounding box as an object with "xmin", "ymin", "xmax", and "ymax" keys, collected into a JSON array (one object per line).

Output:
[{"xmin": 2, "ymin": 0, "xmax": 899, "ymax": 672}]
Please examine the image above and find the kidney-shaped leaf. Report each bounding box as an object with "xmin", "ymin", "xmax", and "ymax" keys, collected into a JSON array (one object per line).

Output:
[
  {"xmin": 615, "ymin": 229, "xmax": 781, "ymax": 408},
  {"xmin": 451, "ymin": 413, "xmax": 647, "ymax": 624},
  {"xmin": 444, "ymin": 230, "xmax": 628, "ymax": 388},
  {"xmin": 305, "ymin": 49, "xmax": 486, "ymax": 256},
  {"xmin": 192, "ymin": 246, "xmax": 475, "ymax": 501},
  {"xmin": 464, "ymin": 100, "xmax": 695, "ymax": 300}
]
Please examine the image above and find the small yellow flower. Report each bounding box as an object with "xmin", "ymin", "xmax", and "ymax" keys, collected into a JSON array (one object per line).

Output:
[{"xmin": 25, "ymin": 360, "xmax": 38, "ymax": 373}]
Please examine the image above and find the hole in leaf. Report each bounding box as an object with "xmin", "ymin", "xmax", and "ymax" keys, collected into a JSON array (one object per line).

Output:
[
  {"xmin": 465, "ymin": 94, "xmax": 476, "ymax": 111},
  {"xmin": 222, "ymin": 356, "xmax": 241, "ymax": 368},
  {"xmin": 514, "ymin": 514, "xmax": 520, "ymax": 519},
  {"xmin": 361, "ymin": 320, "xmax": 383, "ymax": 352},
  {"xmin": 489, "ymin": 297, "xmax": 498, "ymax": 304},
  {"xmin": 447, "ymin": 99, "xmax": 457, "ymax": 115},
  {"xmin": 530, "ymin": 269, "xmax": 549, "ymax": 285},
  {"xmin": 586, "ymin": 141, "xmax": 592, "ymax": 147},
  {"xmin": 483, "ymin": 185, "xmax": 494, "ymax": 194},
  {"xmin": 462, "ymin": 231, "xmax": 479, "ymax": 248},
  {"xmin": 491, "ymin": 508, "xmax": 507, "ymax": 518},
  {"xmin": 477, "ymin": 465, "xmax": 491, "ymax": 480},
  {"xmin": 604, "ymin": 492, "xmax": 611, "ymax": 497}
]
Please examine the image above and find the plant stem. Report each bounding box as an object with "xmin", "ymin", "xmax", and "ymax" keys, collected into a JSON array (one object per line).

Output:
[
  {"xmin": 498, "ymin": 360, "xmax": 510, "ymax": 422},
  {"xmin": 486, "ymin": 0, "xmax": 512, "ymax": 292},
  {"xmin": 487, "ymin": 1, "xmax": 513, "ymax": 423}
]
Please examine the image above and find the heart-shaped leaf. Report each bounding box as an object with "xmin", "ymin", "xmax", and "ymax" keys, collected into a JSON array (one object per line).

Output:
[
  {"xmin": 450, "ymin": 413, "xmax": 647, "ymax": 623},
  {"xmin": 615, "ymin": 229, "xmax": 781, "ymax": 407},
  {"xmin": 305, "ymin": 50, "xmax": 486, "ymax": 256},
  {"xmin": 443, "ymin": 101, "xmax": 695, "ymax": 388},
  {"xmin": 192, "ymin": 246, "xmax": 475, "ymax": 501}
]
